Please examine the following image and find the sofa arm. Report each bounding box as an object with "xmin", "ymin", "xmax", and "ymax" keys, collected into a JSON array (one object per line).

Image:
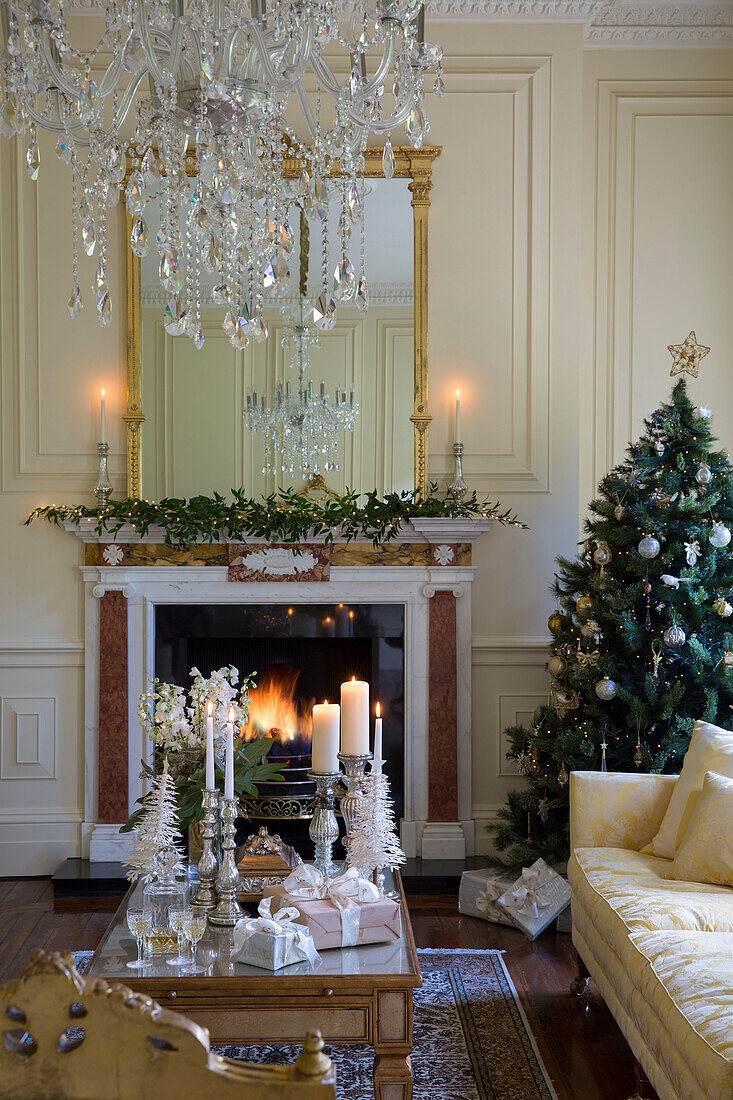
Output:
[{"xmin": 569, "ymin": 771, "xmax": 677, "ymax": 852}]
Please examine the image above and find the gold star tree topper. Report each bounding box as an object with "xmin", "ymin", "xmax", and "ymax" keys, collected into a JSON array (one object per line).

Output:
[{"xmin": 668, "ymin": 331, "xmax": 710, "ymax": 378}]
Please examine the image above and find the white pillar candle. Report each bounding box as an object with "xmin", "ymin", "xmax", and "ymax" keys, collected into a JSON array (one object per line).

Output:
[
  {"xmin": 373, "ymin": 702, "xmax": 383, "ymax": 774},
  {"xmin": 205, "ymin": 700, "xmax": 215, "ymax": 790},
  {"xmin": 100, "ymin": 388, "xmax": 106, "ymax": 445},
  {"xmin": 311, "ymin": 701, "xmax": 341, "ymax": 773},
  {"xmin": 455, "ymin": 388, "xmax": 461, "ymax": 444},
  {"xmin": 224, "ymin": 706, "xmax": 234, "ymax": 800},
  {"xmin": 340, "ymin": 677, "xmax": 370, "ymax": 756}
]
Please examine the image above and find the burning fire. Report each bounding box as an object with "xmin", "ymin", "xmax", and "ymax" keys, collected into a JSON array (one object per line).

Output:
[{"xmin": 243, "ymin": 667, "xmax": 314, "ymax": 746}]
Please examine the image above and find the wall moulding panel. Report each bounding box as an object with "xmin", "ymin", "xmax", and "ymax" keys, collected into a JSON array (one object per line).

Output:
[
  {"xmin": 584, "ymin": 76, "xmax": 733, "ymax": 507},
  {"xmin": 428, "ymin": 56, "xmax": 552, "ymax": 494}
]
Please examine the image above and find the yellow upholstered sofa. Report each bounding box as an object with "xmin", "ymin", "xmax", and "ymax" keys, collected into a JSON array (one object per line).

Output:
[{"xmin": 568, "ymin": 770, "xmax": 733, "ymax": 1100}]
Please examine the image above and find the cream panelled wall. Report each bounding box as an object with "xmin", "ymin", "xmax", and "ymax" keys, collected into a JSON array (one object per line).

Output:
[
  {"xmin": 0, "ymin": 21, "xmax": 731, "ymax": 871},
  {"xmin": 140, "ymin": 305, "xmax": 414, "ymax": 499}
]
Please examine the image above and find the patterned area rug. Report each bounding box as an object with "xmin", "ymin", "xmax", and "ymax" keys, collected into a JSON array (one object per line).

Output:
[{"xmin": 73, "ymin": 948, "xmax": 557, "ymax": 1100}]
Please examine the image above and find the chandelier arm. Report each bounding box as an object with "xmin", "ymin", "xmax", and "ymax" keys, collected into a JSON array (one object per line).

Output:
[
  {"xmin": 281, "ymin": 20, "xmax": 315, "ymax": 85},
  {"xmin": 101, "ymin": 68, "xmax": 150, "ymax": 138},
  {"xmin": 246, "ymin": 18, "xmax": 287, "ymax": 88},
  {"xmin": 350, "ymin": 91, "xmax": 418, "ymax": 132},
  {"xmin": 360, "ymin": 31, "xmax": 397, "ymax": 97},
  {"xmin": 295, "ymin": 80, "xmax": 319, "ymax": 143},
  {"xmin": 97, "ymin": 45, "xmax": 127, "ymax": 98},
  {"xmin": 136, "ymin": 0, "xmax": 185, "ymax": 89},
  {"xmin": 38, "ymin": 27, "xmax": 80, "ymax": 98}
]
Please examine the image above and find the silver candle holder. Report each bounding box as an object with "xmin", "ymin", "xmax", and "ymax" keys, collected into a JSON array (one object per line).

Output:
[
  {"xmin": 208, "ymin": 795, "xmax": 243, "ymax": 927},
  {"xmin": 191, "ymin": 787, "xmax": 219, "ymax": 912},
  {"xmin": 337, "ymin": 752, "xmax": 372, "ymax": 855},
  {"xmin": 307, "ymin": 771, "xmax": 341, "ymax": 878},
  {"xmin": 449, "ymin": 441, "xmax": 467, "ymax": 502},
  {"xmin": 93, "ymin": 441, "xmax": 113, "ymax": 508}
]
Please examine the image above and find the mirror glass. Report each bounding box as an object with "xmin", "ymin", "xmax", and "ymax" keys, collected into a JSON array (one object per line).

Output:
[{"xmin": 139, "ymin": 178, "xmax": 414, "ymax": 499}]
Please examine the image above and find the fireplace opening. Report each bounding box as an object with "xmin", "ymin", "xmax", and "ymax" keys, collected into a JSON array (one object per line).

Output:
[{"xmin": 154, "ymin": 603, "xmax": 405, "ymax": 855}]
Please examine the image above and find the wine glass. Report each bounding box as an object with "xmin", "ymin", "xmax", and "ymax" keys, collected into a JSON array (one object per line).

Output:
[
  {"xmin": 181, "ymin": 911, "xmax": 207, "ymax": 975},
  {"xmin": 166, "ymin": 906, "xmax": 190, "ymax": 967},
  {"xmin": 126, "ymin": 908, "xmax": 152, "ymax": 970}
]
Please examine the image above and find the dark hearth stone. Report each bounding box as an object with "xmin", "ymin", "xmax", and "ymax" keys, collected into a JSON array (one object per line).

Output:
[
  {"xmin": 401, "ymin": 856, "xmax": 487, "ymax": 894},
  {"xmin": 52, "ymin": 858, "xmax": 127, "ymax": 899}
]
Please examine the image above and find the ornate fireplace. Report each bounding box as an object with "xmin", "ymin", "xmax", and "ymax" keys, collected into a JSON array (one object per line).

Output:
[{"xmin": 67, "ymin": 516, "xmax": 491, "ymax": 863}]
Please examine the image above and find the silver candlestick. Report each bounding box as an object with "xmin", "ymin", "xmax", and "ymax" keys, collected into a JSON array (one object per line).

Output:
[
  {"xmin": 337, "ymin": 752, "xmax": 372, "ymax": 855},
  {"xmin": 208, "ymin": 795, "xmax": 243, "ymax": 927},
  {"xmin": 191, "ymin": 788, "xmax": 219, "ymax": 912},
  {"xmin": 308, "ymin": 771, "xmax": 341, "ymax": 878},
  {"xmin": 448, "ymin": 441, "xmax": 467, "ymax": 501},
  {"xmin": 93, "ymin": 441, "xmax": 113, "ymax": 508}
]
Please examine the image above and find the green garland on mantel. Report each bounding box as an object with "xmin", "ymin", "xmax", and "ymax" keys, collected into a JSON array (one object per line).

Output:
[{"xmin": 26, "ymin": 485, "xmax": 526, "ymax": 548}]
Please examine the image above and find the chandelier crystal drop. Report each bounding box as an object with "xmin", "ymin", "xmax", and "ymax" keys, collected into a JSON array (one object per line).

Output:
[{"xmin": 0, "ymin": 0, "xmax": 442, "ymax": 347}]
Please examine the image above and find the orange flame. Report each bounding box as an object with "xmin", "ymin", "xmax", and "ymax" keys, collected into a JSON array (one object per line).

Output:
[
  {"xmin": 244, "ymin": 668, "xmax": 314, "ymax": 746},
  {"xmin": 376, "ymin": 702, "xmax": 381, "ymax": 718}
]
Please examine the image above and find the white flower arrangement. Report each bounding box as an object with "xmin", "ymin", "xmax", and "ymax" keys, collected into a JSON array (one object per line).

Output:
[{"xmin": 138, "ymin": 665, "xmax": 256, "ymax": 756}]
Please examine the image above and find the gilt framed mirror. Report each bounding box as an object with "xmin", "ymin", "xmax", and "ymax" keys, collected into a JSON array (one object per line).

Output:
[{"xmin": 123, "ymin": 145, "xmax": 440, "ymax": 500}]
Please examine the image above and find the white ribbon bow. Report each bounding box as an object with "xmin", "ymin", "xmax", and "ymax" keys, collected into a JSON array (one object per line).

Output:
[
  {"xmin": 503, "ymin": 866, "xmax": 551, "ymax": 921},
  {"xmin": 233, "ymin": 896, "xmax": 320, "ymax": 969},
  {"xmin": 281, "ymin": 864, "xmax": 380, "ymax": 947},
  {"xmin": 475, "ymin": 874, "xmax": 506, "ymax": 914}
]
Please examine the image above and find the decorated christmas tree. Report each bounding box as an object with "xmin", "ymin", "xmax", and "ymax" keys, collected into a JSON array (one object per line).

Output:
[
  {"xmin": 124, "ymin": 757, "xmax": 183, "ymax": 881},
  {"xmin": 491, "ymin": 336, "xmax": 733, "ymax": 869}
]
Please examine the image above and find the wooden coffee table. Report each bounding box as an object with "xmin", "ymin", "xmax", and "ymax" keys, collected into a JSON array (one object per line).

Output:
[{"xmin": 87, "ymin": 869, "xmax": 421, "ymax": 1100}]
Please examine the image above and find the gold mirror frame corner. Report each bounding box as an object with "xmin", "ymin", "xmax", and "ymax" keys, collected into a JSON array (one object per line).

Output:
[{"xmin": 123, "ymin": 143, "xmax": 441, "ymax": 501}]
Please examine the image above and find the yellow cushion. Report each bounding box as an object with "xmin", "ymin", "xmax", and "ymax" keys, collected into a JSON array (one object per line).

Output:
[
  {"xmin": 630, "ymin": 929, "xmax": 733, "ymax": 1097},
  {"xmin": 570, "ymin": 846, "xmax": 733, "ymax": 939},
  {"xmin": 643, "ymin": 719, "xmax": 733, "ymax": 858},
  {"xmin": 669, "ymin": 771, "xmax": 733, "ymax": 887}
]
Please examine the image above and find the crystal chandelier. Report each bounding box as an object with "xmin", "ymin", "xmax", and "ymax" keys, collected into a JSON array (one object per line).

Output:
[
  {"xmin": 244, "ymin": 207, "xmax": 359, "ymax": 475},
  {"xmin": 0, "ymin": 0, "xmax": 443, "ymax": 353}
]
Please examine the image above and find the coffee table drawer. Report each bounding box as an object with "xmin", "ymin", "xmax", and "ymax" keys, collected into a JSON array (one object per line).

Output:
[{"xmin": 185, "ymin": 1004, "xmax": 371, "ymax": 1043}]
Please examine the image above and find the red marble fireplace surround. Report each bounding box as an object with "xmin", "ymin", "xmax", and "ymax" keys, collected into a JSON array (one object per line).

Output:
[{"xmin": 68, "ymin": 517, "xmax": 491, "ymax": 862}]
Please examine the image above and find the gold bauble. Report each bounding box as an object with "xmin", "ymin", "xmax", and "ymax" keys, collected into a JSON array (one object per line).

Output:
[
  {"xmin": 576, "ymin": 594, "xmax": 593, "ymax": 614},
  {"xmin": 547, "ymin": 654, "xmax": 567, "ymax": 678},
  {"xmin": 548, "ymin": 611, "xmax": 569, "ymax": 635}
]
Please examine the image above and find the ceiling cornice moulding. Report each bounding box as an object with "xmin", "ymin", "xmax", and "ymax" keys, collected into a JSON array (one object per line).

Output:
[{"xmin": 66, "ymin": 0, "xmax": 733, "ymax": 45}]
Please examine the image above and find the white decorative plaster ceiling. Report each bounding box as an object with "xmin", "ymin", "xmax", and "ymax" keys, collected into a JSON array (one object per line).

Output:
[{"xmin": 67, "ymin": 0, "xmax": 733, "ymax": 45}]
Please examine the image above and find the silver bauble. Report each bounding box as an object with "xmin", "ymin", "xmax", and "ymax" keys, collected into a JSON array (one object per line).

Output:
[
  {"xmin": 595, "ymin": 677, "xmax": 617, "ymax": 701},
  {"xmin": 654, "ymin": 441, "xmax": 665, "ymax": 457},
  {"xmin": 614, "ymin": 504, "xmax": 625, "ymax": 520},
  {"xmin": 696, "ymin": 464, "xmax": 712, "ymax": 485},
  {"xmin": 709, "ymin": 523, "xmax": 731, "ymax": 548},
  {"xmin": 663, "ymin": 623, "xmax": 686, "ymax": 648},
  {"xmin": 638, "ymin": 535, "xmax": 661, "ymax": 559},
  {"xmin": 593, "ymin": 543, "xmax": 612, "ymax": 566}
]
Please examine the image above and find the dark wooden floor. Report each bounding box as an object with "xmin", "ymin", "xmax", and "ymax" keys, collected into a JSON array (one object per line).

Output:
[{"xmin": 0, "ymin": 878, "xmax": 653, "ymax": 1100}]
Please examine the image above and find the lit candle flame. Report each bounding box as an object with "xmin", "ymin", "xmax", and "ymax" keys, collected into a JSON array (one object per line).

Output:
[
  {"xmin": 207, "ymin": 700, "xmax": 213, "ymax": 716},
  {"xmin": 101, "ymin": 387, "xmax": 106, "ymax": 397},
  {"xmin": 376, "ymin": 702, "xmax": 381, "ymax": 718},
  {"xmin": 456, "ymin": 388, "xmax": 460, "ymax": 399},
  {"xmin": 227, "ymin": 706, "xmax": 234, "ymax": 722}
]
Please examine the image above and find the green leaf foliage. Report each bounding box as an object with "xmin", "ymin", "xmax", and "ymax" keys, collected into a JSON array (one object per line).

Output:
[
  {"xmin": 489, "ymin": 380, "xmax": 733, "ymax": 871},
  {"xmin": 26, "ymin": 485, "xmax": 525, "ymax": 548}
]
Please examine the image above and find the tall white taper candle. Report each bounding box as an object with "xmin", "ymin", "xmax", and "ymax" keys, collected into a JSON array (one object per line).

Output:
[
  {"xmin": 100, "ymin": 388, "xmax": 106, "ymax": 445},
  {"xmin": 455, "ymin": 388, "xmax": 461, "ymax": 443},
  {"xmin": 373, "ymin": 702, "xmax": 383, "ymax": 774},
  {"xmin": 311, "ymin": 701, "xmax": 341, "ymax": 773},
  {"xmin": 205, "ymin": 700, "xmax": 215, "ymax": 790},
  {"xmin": 340, "ymin": 677, "xmax": 370, "ymax": 755},
  {"xmin": 224, "ymin": 706, "xmax": 234, "ymax": 800}
]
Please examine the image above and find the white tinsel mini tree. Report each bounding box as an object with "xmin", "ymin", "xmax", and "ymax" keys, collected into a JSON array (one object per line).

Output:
[
  {"xmin": 124, "ymin": 757, "xmax": 183, "ymax": 882},
  {"xmin": 347, "ymin": 766, "xmax": 406, "ymax": 878}
]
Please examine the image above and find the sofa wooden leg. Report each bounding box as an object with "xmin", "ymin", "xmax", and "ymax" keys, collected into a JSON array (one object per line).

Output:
[
  {"xmin": 627, "ymin": 1059, "xmax": 653, "ymax": 1100},
  {"xmin": 569, "ymin": 953, "xmax": 589, "ymax": 996}
]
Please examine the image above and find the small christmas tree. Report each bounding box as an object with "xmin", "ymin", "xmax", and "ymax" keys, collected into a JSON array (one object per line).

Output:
[
  {"xmin": 124, "ymin": 757, "xmax": 183, "ymax": 881},
  {"xmin": 491, "ymin": 345, "xmax": 733, "ymax": 869},
  {"xmin": 347, "ymin": 766, "xmax": 406, "ymax": 877}
]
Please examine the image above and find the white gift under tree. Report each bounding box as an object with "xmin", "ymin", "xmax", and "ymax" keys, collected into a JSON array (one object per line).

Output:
[
  {"xmin": 347, "ymin": 761, "xmax": 406, "ymax": 879},
  {"xmin": 123, "ymin": 756, "xmax": 183, "ymax": 882}
]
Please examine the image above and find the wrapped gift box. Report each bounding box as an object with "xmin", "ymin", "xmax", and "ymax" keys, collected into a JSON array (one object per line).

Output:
[
  {"xmin": 232, "ymin": 897, "xmax": 320, "ymax": 971},
  {"xmin": 458, "ymin": 867, "xmax": 517, "ymax": 927},
  {"xmin": 496, "ymin": 858, "xmax": 572, "ymax": 941},
  {"xmin": 263, "ymin": 881, "xmax": 401, "ymax": 951}
]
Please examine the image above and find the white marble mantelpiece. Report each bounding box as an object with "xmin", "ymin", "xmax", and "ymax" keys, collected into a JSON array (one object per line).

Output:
[{"xmin": 69, "ymin": 517, "xmax": 492, "ymax": 863}]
